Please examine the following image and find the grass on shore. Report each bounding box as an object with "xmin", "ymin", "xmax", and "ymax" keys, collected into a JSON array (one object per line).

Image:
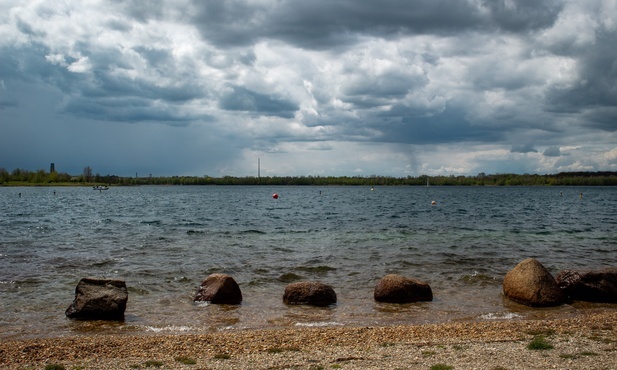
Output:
[
  {"xmin": 527, "ymin": 335, "xmax": 554, "ymax": 350},
  {"xmin": 174, "ymin": 355, "xmax": 197, "ymax": 365}
]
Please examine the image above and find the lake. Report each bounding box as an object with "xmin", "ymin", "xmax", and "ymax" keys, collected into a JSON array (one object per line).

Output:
[{"xmin": 1, "ymin": 185, "xmax": 615, "ymax": 339}]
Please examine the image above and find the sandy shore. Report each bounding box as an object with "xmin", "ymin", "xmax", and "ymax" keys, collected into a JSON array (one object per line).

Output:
[{"xmin": 1, "ymin": 311, "xmax": 616, "ymax": 369}]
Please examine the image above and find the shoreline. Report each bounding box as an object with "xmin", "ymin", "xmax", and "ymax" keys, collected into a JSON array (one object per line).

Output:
[{"xmin": 2, "ymin": 311, "xmax": 615, "ymax": 369}]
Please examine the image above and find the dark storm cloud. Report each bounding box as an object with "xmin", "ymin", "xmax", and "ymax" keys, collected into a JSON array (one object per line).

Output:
[
  {"xmin": 511, "ymin": 144, "xmax": 538, "ymax": 153},
  {"xmin": 16, "ymin": 18, "xmax": 43, "ymax": 37},
  {"xmin": 342, "ymin": 69, "xmax": 427, "ymax": 102},
  {"xmin": 543, "ymin": 20, "xmax": 617, "ymax": 131},
  {"xmin": 481, "ymin": 0, "xmax": 564, "ymax": 31},
  {"xmin": 192, "ymin": 0, "xmax": 563, "ymax": 49},
  {"xmin": 543, "ymin": 146, "xmax": 562, "ymax": 157},
  {"xmin": 1, "ymin": 42, "xmax": 205, "ymax": 124},
  {"xmin": 219, "ymin": 85, "xmax": 298, "ymax": 118},
  {"xmin": 61, "ymin": 96, "xmax": 208, "ymax": 125},
  {"xmin": 109, "ymin": 0, "xmax": 167, "ymax": 22},
  {"xmin": 373, "ymin": 107, "xmax": 503, "ymax": 145},
  {"xmin": 0, "ymin": 96, "xmax": 17, "ymax": 109}
]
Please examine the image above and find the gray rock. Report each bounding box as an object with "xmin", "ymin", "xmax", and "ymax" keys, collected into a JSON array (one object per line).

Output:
[
  {"xmin": 374, "ymin": 274, "xmax": 433, "ymax": 303},
  {"xmin": 194, "ymin": 273, "xmax": 242, "ymax": 304},
  {"xmin": 503, "ymin": 258, "xmax": 565, "ymax": 307},
  {"xmin": 556, "ymin": 268, "xmax": 617, "ymax": 303},
  {"xmin": 283, "ymin": 281, "xmax": 337, "ymax": 306},
  {"xmin": 65, "ymin": 277, "xmax": 128, "ymax": 320}
]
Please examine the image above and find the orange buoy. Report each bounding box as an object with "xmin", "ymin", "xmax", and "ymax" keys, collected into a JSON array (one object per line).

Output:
[
  {"xmin": 431, "ymin": 200, "xmax": 436, "ymax": 205},
  {"xmin": 272, "ymin": 193, "xmax": 279, "ymax": 199}
]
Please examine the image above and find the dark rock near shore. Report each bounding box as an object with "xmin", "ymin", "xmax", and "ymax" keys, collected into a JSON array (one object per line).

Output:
[
  {"xmin": 283, "ymin": 281, "xmax": 337, "ymax": 306},
  {"xmin": 503, "ymin": 258, "xmax": 565, "ymax": 307},
  {"xmin": 65, "ymin": 277, "xmax": 128, "ymax": 320},
  {"xmin": 374, "ymin": 274, "xmax": 433, "ymax": 303},
  {"xmin": 194, "ymin": 273, "xmax": 242, "ymax": 304},
  {"xmin": 556, "ymin": 268, "xmax": 617, "ymax": 303}
]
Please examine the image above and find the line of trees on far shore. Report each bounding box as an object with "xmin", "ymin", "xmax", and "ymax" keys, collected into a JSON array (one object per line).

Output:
[{"xmin": 1, "ymin": 167, "xmax": 617, "ymax": 186}]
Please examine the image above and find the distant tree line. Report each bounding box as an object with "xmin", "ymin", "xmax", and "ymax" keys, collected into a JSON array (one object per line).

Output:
[{"xmin": 1, "ymin": 167, "xmax": 616, "ymax": 186}]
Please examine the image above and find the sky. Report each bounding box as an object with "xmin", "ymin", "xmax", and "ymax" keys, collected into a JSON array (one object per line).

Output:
[{"xmin": 1, "ymin": 0, "xmax": 616, "ymax": 177}]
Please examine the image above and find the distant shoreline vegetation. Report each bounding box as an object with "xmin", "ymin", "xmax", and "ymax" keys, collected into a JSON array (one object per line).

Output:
[{"xmin": 1, "ymin": 167, "xmax": 616, "ymax": 186}]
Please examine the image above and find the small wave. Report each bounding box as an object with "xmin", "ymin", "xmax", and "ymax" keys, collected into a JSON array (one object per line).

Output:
[
  {"xmin": 273, "ymin": 246, "xmax": 294, "ymax": 252},
  {"xmin": 127, "ymin": 286, "xmax": 150, "ymax": 295},
  {"xmin": 182, "ymin": 222, "xmax": 205, "ymax": 227},
  {"xmin": 479, "ymin": 312, "xmax": 523, "ymax": 320},
  {"xmin": 247, "ymin": 277, "xmax": 274, "ymax": 286},
  {"xmin": 278, "ymin": 272, "xmax": 303, "ymax": 283},
  {"xmin": 295, "ymin": 322, "xmax": 343, "ymax": 327},
  {"xmin": 534, "ymin": 230, "xmax": 552, "ymax": 235},
  {"xmin": 241, "ymin": 229, "xmax": 266, "ymax": 234},
  {"xmin": 186, "ymin": 230, "xmax": 204, "ymax": 235},
  {"xmin": 145, "ymin": 325, "xmax": 193, "ymax": 333},
  {"xmin": 458, "ymin": 272, "xmax": 497, "ymax": 285},
  {"xmin": 91, "ymin": 259, "xmax": 116, "ymax": 267},
  {"xmin": 400, "ymin": 260, "xmax": 422, "ymax": 267},
  {"xmin": 295, "ymin": 265, "xmax": 337, "ymax": 274}
]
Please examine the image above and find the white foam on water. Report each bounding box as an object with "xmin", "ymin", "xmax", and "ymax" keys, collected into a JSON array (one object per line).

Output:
[
  {"xmin": 479, "ymin": 312, "xmax": 523, "ymax": 320},
  {"xmin": 145, "ymin": 325, "xmax": 193, "ymax": 333},
  {"xmin": 294, "ymin": 322, "xmax": 343, "ymax": 327}
]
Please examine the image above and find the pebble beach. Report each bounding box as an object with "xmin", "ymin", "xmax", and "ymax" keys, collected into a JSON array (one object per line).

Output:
[{"xmin": 1, "ymin": 311, "xmax": 616, "ymax": 369}]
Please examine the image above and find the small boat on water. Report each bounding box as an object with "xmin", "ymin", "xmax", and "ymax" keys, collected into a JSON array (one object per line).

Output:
[{"xmin": 93, "ymin": 185, "xmax": 109, "ymax": 191}]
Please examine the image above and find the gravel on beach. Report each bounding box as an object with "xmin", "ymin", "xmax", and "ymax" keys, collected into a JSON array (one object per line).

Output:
[{"xmin": 1, "ymin": 311, "xmax": 616, "ymax": 369}]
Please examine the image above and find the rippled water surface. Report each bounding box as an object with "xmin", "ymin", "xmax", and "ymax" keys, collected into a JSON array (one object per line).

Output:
[{"xmin": 1, "ymin": 185, "xmax": 616, "ymax": 339}]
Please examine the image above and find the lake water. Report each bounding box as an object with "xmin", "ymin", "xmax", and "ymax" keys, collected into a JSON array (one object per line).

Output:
[{"xmin": 1, "ymin": 185, "xmax": 616, "ymax": 339}]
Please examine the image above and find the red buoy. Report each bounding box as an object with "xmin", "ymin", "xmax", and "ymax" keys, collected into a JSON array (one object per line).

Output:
[{"xmin": 272, "ymin": 193, "xmax": 279, "ymax": 199}]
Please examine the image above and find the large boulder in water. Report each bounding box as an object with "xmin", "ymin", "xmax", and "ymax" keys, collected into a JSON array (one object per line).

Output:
[
  {"xmin": 374, "ymin": 274, "xmax": 433, "ymax": 303},
  {"xmin": 65, "ymin": 277, "xmax": 128, "ymax": 320},
  {"xmin": 556, "ymin": 268, "xmax": 617, "ymax": 303},
  {"xmin": 194, "ymin": 273, "xmax": 242, "ymax": 304},
  {"xmin": 503, "ymin": 258, "xmax": 565, "ymax": 307},
  {"xmin": 283, "ymin": 281, "xmax": 337, "ymax": 306}
]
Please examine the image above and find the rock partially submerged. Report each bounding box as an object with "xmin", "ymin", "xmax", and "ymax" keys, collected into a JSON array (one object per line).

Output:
[
  {"xmin": 556, "ymin": 268, "xmax": 617, "ymax": 303},
  {"xmin": 194, "ymin": 273, "xmax": 242, "ymax": 304},
  {"xmin": 65, "ymin": 277, "xmax": 128, "ymax": 320},
  {"xmin": 283, "ymin": 281, "xmax": 337, "ymax": 306},
  {"xmin": 503, "ymin": 258, "xmax": 565, "ymax": 307},
  {"xmin": 374, "ymin": 274, "xmax": 433, "ymax": 303}
]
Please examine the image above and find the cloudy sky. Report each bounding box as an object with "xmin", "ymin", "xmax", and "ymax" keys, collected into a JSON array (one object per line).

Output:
[{"xmin": 1, "ymin": 0, "xmax": 616, "ymax": 177}]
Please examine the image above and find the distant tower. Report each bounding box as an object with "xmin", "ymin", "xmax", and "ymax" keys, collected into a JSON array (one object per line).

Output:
[
  {"xmin": 258, "ymin": 158, "xmax": 260, "ymax": 178},
  {"xmin": 50, "ymin": 163, "xmax": 55, "ymax": 173}
]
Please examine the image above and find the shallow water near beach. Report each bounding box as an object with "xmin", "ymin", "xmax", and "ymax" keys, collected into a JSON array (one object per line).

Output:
[{"xmin": 1, "ymin": 185, "xmax": 616, "ymax": 339}]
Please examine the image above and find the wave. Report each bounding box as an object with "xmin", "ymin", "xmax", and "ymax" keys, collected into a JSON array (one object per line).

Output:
[
  {"xmin": 294, "ymin": 321, "xmax": 343, "ymax": 327},
  {"xmin": 295, "ymin": 265, "xmax": 337, "ymax": 274},
  {"xmin": 186, "ymin": 230, "xmax": 204, "ymax": 235},
  {"xmin": 240, "ymin": 229, "xmax": 266, "ymax": 234},
  {"xmin": 278, "ymin": 272, "xmax": 303, "ymax": 283},
  {"xmin": 479, "ymin": 312, "xmax": 523, "ymax": 320},
  {"xmin": 145, "ymin": 325, "xmax": 193, "ymax": 333},
  {"xmin": 458, "ymin": 272, "xmax": 498, "ymax": 286}
]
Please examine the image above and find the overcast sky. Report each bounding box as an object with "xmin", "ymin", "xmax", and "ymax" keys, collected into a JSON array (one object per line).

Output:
[{"xmin": 1, "ymin": 0, "xmax": 616, "ymax": 177}]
